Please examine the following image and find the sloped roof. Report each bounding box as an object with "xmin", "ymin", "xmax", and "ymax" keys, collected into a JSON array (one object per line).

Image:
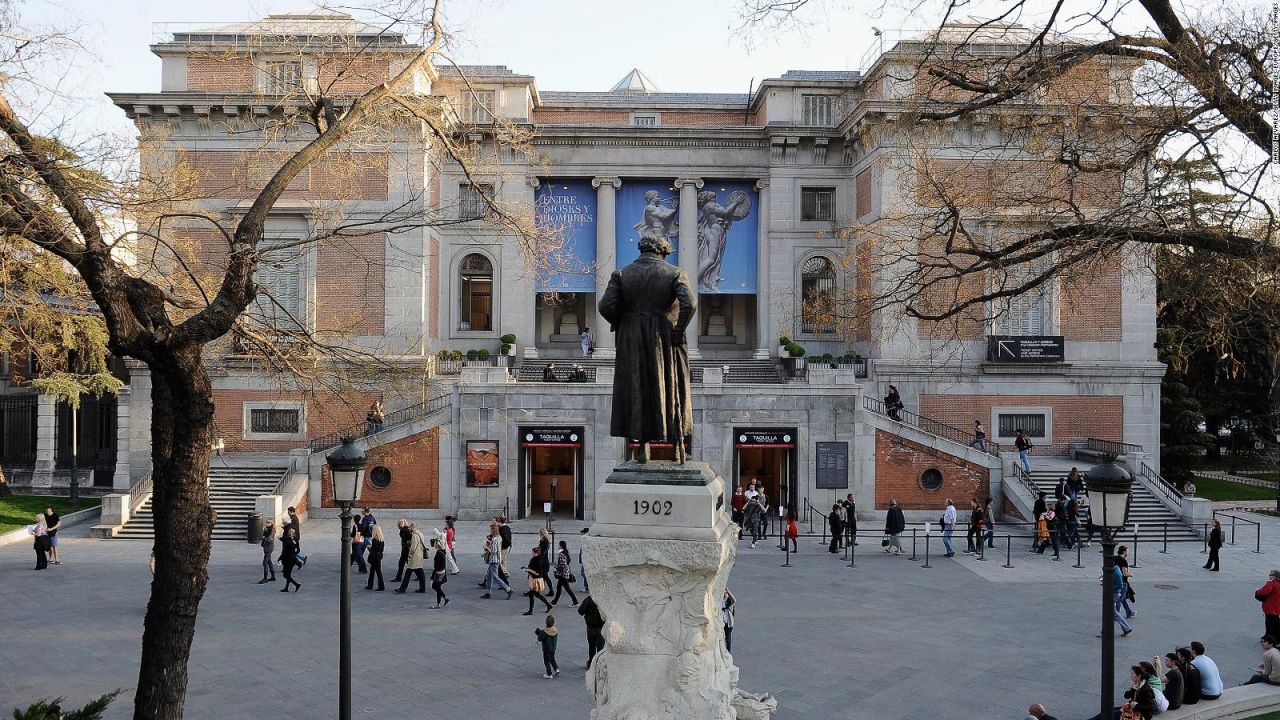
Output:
[{"xmin": 610, "ymin": 68, "xmax": 661, "ymax": 93}]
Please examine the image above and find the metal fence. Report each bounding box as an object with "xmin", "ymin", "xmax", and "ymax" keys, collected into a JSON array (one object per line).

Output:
[{"xmin": 308, "ymin": 389, "xmax": 452, "ymax": 454}]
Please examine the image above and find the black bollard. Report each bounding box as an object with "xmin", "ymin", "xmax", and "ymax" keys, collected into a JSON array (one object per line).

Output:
[
  {"xmin": 1003, "ymin": 535, "xmax": 1014, "ymax": 569},
  {"xmin": 1160, "ymin": 523, "xmax": 1168, "ymax": 554},
  {"xmin": 782, "ymin": 532, "xmax": 792, "ymax": 568},
  {"xmin": 1052, "ymin": 529, "xmax": 1061, "ymax": 561},
  {"xmin": 910, "ymin": 528, "xmax": 918, "ymax": 561},
  {"xmin": 1202, "ymin": 522, "xmax": 1209, "ymax": 554},
  {"xmin": 848, "ymin": 530, "xmax": 856, "ymax": 568},
  {"xmin": 1072, "ymin": 535, "xmax": 1085, "ymax": 568},
  {"xmin": 922, "ymin": 534, "xmax": 932, "ymax": 569},
  {"xmin": 976, "ymin": 533, "xmax": 987, "ymax": 561},
  {"xmin": 1131, "ymin": 535, "xmax": 1140, "ymax": 569}
]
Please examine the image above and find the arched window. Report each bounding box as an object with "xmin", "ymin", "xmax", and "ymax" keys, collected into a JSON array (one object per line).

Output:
[
  {"xmin": 459, "ymin": 253, "xmax": 493, "ymax": 331},
  {"xmin": 800, "ymin": 256, "xmax": 836, "ymax": 334}
]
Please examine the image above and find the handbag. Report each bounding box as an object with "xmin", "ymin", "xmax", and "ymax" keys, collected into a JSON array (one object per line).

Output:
[
  {"xmin": 881, "ymin": 537, "xmax": 890, "ymax": 548},
  {"xmin": 568, "ymin": 572, "xmax": 577, "ymax": 583}
]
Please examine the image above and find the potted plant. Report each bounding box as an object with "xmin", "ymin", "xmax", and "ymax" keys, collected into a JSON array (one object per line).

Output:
[
  {"xmin": 465, "ymin": 348, "xmax": 480, "ymax": 363},
  {"xmin": 477, "ymin": 348, "xmax": 491, "ymax": 361},
  {"xmin": 500, "ymin": 333, "xmax": 518, "ymax": 356},
  {"xmin": 784, "ymin": 341, "xmax": 806, "ymax": 372},
  {"xmin": 778, "ymin": 335, "xmax": 791, "ymax": 359}
]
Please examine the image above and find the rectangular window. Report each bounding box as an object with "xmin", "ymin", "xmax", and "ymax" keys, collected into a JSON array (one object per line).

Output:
[
  {"xmin": 632, "ymin": 114, "xmax": 658, "ymax": 126},
  {"xmin": 249, "ymin": 408, "xmax": 301, "ymax": 434},
  {"xmin": 801, "ymin": 187, "xmax": 835, "ymax": 221},
  {"xmin": 801, "ymin": 94, "xmax": 835, "ymax": 126},
  {"xmin": 995, "ymin": 255, "xmax": 1054, "ymax": 336},
  {"xmin": 997, "ymin": 413, "xmax": 1047, "ymax": 438},
  {"xmin": 251, "ymin": 253, "xmax": 303, "ymax": 330},
  {"xmin": 458, "ymin": 183, "xmax": 495, "ymax": 220},
  {"xmin": 460, "ymin": 90, "xmax": 496, "ymax": 123},
  {"xmin": 263, "ymin": 61, "xmax": 302, "ymax": 94}
]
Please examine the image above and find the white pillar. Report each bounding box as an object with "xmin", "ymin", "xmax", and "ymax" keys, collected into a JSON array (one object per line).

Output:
[
  {"xmin": 112, "ymin": 386, "xmax": 132, "ymax": 490},
  {"xmin": 592, "ymin": 176, "xmax": 621, "ymax": 359},
  {"xmin": 32, "ymin": 393, "xmax": 56, "ymax": 487},
  {"xmin": 674, "ymin": 177, "xmax": 703, "ymax": 358},
  {"xmin": 754, "ymin": 178, "xmax": 771, "ymax": 358}
]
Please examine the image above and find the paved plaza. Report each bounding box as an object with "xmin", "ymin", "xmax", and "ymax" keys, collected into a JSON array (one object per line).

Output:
[{"xmin": 2, "ymin": 514, "xmax": 1280, "ymax": 719}]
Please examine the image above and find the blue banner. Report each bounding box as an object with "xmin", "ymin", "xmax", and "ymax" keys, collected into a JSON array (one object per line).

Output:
[
  {"xmin": 535, "ymin": 180, "xmax": 597, "ymax": 292},
  {"xmin": 615, "ymin": 179, "xmax": 679, "ymax": 268},
  {"xmin": 696, "ymin": 180, "xmax": 757, "ymax": 294}
]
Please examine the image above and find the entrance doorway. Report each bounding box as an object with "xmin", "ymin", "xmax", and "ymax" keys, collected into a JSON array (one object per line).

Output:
[
  {"xmin": 734, "ymin": 428, "xmax": 797, "ymax": 523},
  {"xmin": 518, "ymin": 428, "xmax": 584, "ymax": 520}
]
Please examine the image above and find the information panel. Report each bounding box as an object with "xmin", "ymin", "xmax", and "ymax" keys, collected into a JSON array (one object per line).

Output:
[
  {"xmin": 814, "ymin": 441, "xmax": 849, "ymax": 489},
  {"xmin": 986, "ymin": 335, "xmax": 1066, "ymax": 363}
]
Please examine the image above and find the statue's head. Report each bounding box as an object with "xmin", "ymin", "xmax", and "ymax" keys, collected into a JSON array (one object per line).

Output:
[
  {"xmin": 697, "ymin": 190, "xmax": 715, "ymax": 206},
  {"xmin": 637, "ymin": 236, "xmax": 675, "ymax": 257},
  {"xmin": 644, "ymin": 190, "xmax": 660, "ymax": 203}
]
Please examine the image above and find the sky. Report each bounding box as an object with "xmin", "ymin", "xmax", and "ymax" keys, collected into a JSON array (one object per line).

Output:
[{"xmin": 12, "ymin": 0, "xmax": 1157, "ymax": 139}]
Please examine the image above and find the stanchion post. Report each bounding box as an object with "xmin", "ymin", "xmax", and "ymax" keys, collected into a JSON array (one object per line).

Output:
[
  {"xmin": 1131, "ymin": 535, "xmax": 1141, "ymax": 569},
  {"xmin": 848, "ymin": 530, "xmax": 856, "ymax": 569},
  {"xmin": 1202, "ymin": 523, "xmax": 1209, "ymax": 554},
  {"xmin": 1003, "ymin": 535, "xmax": 1014, "ymax": 568},
  {"xmin": 1052, "ymin": 528, "xmax": 1061, "ymax": 561},
  {"xmin": 1160, "ymin": 523, "xmax": 1168, "ymax": 554},
  {"xmin": 910, "ymin": 528, "xmax": 918, "ymax": 561},
  {"xmin": 1230, "ymin": 518, "xmax": 1237, "ymax": 546},
  {"xmin": 976, "ymin": 532, "xmax": 987, "ymax": 561},
  {"xmin": 922, "ymin": 534, "xmax": 932, "ymax": 568},
  {"xmin": 782, "ymin": 529, "xmax": 792, "ymax": 568},
  {"xmin": 1256, "ymin": 522, "xmax": 1262, "ymax": 554},
  {"xmin": 1073, "ymin": 534, "xmax": 1085, "ymax": 568}
]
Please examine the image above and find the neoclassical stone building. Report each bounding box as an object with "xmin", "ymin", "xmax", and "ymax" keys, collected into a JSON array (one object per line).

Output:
[{"xmin": 55, "ymin": 10, "xmax": 1165, "ymax": 526}]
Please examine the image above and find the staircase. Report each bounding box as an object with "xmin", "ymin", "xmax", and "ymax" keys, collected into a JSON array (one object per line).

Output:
[
  {"xmin": 514, "ymin": 357, "xmax": 785, "ymax": 384},
  {"xmin": 117, "ymin": 466, "xmax": 287, "ymax": 540},
  {"xmin": 1022, "ymin": 467, "xmax": 1201, "ymax": 542}
]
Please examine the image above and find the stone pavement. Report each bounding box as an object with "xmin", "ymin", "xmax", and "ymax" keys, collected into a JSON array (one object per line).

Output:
[{"xmin": 2, "ymin": 513, "xmax": 1280, "ymax": 720}]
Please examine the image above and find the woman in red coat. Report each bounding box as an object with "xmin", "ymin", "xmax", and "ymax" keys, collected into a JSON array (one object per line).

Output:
[{"xmin": 1256, "ymin": 569, "xmax": 1280, "ymax": 639}]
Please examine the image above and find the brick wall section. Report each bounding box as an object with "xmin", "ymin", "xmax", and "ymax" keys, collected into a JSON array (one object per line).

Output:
[
  {"xmin": 531, "ymin": 108, "xmax": 756, "ymax": 126},
  {"xmin": 212, "ymin": 389, "xmax": 380, "ymax": 453},
  {"xmin": 180, "ymin": 150, "xmax": 389, "ymax": 201},
  {"xmin": 914, "ymin": 159, "xmax": 1122, "ymax": 210},
  {"xmin": 319, "ymin": 427, "xmax": 439, "ymax": 508},
  {"xmin": 918, "ymin": 394, "xmax": 1123, "ymax": 457},
  {"xmin": 855, "ymin": 168, "xmax": 872, "ymax": 219},
  {"xmin": 873, "ymin": 430, "xmax": 989, "ymax": 510},
  {"xmin": 852, "ymin": 241, "xmax": 873, "ymax": 341},
  {"xmin": 1060, "ymin": 254, "xmax": 1123, "ymax": 341},
  {"xmin": 316, "ymin": 55, "xmax": 391, "ymax": 94},
  {"xmin": 316, "ymin": 232, "xmax": 386, "ymax": 335},
  {"xmin": 186, "ymin": 54, "xmax": 256, "ymax": 91},
  {"xmin": 1003, "ymin": 497, "xmax": 1026, "ymax": 522},
  {"xmin": 913, "ymin": 58, "xmax": 1115, "ymax": 105},
  {"xmin": 914, "ymin": 235, "xmax": 987, "ymax": 340}
]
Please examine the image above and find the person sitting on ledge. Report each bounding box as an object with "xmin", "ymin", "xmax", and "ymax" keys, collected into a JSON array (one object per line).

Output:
[
  {"xmin": 1024, "ymin": 703, "xmax": 1058, "ymax": 720},
  {"xmin": 543, "ymin": 363, "xmax": 558, "ymax": 382},
  {"xmin": 570, "ymin": 364, "xmax": 588, "ymax": 382},
  {"xmin": 1244, "ymin": 635, "xmax": 1280, "ymax": 686},
  {"xmin": 1191, "ymin": 640, "xmax": 1224, "ymax": 700}
]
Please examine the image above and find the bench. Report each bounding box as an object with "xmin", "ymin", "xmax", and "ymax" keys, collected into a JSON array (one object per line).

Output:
[{"xmin": 1160, "ymin": 683, "xmax": 1280, "ymax": 719}]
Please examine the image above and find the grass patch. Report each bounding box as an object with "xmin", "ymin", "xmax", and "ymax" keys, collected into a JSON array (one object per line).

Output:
[
  {"xmin": 1191, "ymin": 454, "xmax": 1273, "ymax": 472},
  {"xmin": 1192, "ymin": 475, "xmax": 1279, "ymax": 502},
  {"xmin": 0, "ymin": 495, "xmax": 100, "ymax": 534},
  {"xmin": 1246, "ymin": 712, "xmax": 1280, "ymax": 720}
]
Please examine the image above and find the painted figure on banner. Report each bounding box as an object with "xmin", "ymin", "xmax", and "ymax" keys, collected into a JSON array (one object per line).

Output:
[
  {"xmin": 634, "ymin": 189, "xmax": 679, "ymax": 242},
  {"xmin": 696, "ymin": 189, "xmax": 752, "ymax": 292},
  {"xmin": 598, "ymin": 235, "xmax": 695, "ymax": 463}
]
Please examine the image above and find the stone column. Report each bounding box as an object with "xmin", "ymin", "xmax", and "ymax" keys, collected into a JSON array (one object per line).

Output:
[
  {"xmin": 112, "ymin": 386, "xmax": 132, "ymax": 490},
  {"xmin": 32, "ymin": 393, "xmax": 56, "ymax": 488},
  {"xmin": 674, "ymin": 177, "xmax": 703, "ymax": 358},
  {"xmin": 754, "ymin": 179, "xmax": 771, "ymax": 358},
  {"xmin": 592, "ymin": 176, "xmax": 621, "ymax": 359}
]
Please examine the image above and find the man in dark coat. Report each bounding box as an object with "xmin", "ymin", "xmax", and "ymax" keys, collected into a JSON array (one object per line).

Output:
[{"xmin": 598, "ymin": 235, "xmax": 696, "ymax": 462}]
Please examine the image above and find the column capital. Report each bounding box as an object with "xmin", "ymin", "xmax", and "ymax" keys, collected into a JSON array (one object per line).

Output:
[
  {"xmin": 673, "ymin": 177, "xmax": 704, "ymax": 190},
  {"xmin": 754, "ymin": 179, "xmax": 770, "ymax": 191},
  {"xmin": 526, "ymin": 176, "xmax": 541, "ymax": 188},
  {"xmin": 591, "ymin": 176, "xmax": 621, "ymax": 189}
]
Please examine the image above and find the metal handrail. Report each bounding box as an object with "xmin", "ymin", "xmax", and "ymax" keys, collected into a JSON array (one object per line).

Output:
[
  {"xmin": 128, "ymin": 470, "xmax": 154, "ymax": 512},
  {"xmin": 1082, "ymin": 437, "xmax": 1143, "ymax": 456},
  {"xmin": 307, "ymin": 389, "xmax": 452, "ymax": 454},
  {"xmin": 1010, "ymin": 463, "xmax": 1041, "ymax": 500},
  {"xmin": 862, "ymin": 396, "xmax": 1002, "ymax": 457},
  {"xmin": 1137, "ymin": 461, "xmax": 1183, "ymax": 505},
  {"xmin": 270, "ymin": 465, "xmax": 291, "ymax": 496},
  {"xmin": 1211, "ymin": 510, "xmax": 1263, "ymax": 553}
]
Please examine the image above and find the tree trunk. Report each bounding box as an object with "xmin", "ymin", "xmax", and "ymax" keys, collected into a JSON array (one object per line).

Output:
[{"xmin": 133, "ymin": 346, "xmax": 215, "ymax": 720}]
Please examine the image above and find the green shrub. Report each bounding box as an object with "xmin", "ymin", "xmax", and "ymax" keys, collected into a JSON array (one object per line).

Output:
[
  {"xmin": 785, "ymin": 342, "xmax": 806, "ymax": 358},
  {"xmin": 500, "ymin": 333, "xmax": 517, "ymax": 344},
  {"xmin": 466, "ymin": 349, "xmax": 480, "ymax": 361},
  {"xmin": 778, "ymin": 335, "xmax": 791, "ymax": 345},
  {"xmin": 477, "ymin": 349, "xmax": 491, "ymax": 360}
]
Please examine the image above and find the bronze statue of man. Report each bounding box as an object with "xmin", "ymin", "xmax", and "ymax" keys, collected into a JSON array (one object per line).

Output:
[{"xmin": 598, "ymin": 236, "xmax": 696, "ymax": 463}]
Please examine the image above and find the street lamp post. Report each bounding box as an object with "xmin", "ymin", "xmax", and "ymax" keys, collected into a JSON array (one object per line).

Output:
[
  {"xmin": 326, "ymin": 437, "xmax": 368, "ymax": 720},
  {"xmin": 1085, "ymin": 460, "xmax": 1133, "ymax": 720}
]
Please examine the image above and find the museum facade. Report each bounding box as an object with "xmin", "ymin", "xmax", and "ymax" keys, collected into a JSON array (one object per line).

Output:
[{"xmin": 83, "ymin": 11, "xmax": 1164, "ymax": 523}]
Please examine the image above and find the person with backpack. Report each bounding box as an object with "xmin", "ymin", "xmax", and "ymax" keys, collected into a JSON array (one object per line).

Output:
[
  {"xmin": 884, "ymin": 385, "xmax": 904, "ymax": 421},
  {"xmin": 1015, "ymin": 429, "xmax": 1034, "ymax": 472}
]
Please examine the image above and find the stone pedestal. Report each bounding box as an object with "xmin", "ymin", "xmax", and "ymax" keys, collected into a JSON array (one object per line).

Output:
[{"xmin": 583, "ymin": 461, "xmax": 755, "ymax": 720}]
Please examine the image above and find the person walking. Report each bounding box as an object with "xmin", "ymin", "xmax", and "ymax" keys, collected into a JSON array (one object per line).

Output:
[
  {"xmin": 721, "ymin": 587, "xmax": 736, "ymax": 652},
  {"xmin": 258, "ymin": 520, "xmax": 276, "ymax": 584},
  {"xmin": 1079, "ymin": 491, "xmax": 1094, "ymax": 547},
  {"xmin": 29, "ymin": 513, "xmax": 50, "ymax": 570},
  {"xmin": 429, "ymin": 536, "xmax": 449, "ymax": 608},
  {"xmin": 1115, "ymin": 545, "xmax": 1136, "ymax": 619},
  {"xmin": 965, "ymin": 498, "xmax": 984, "ymax": 554},
  {"xmin": 983, "ymin": 497, "xmax": 996, "ymax": 549},
  {"xmin": 833, "ymin": 501, "xmax": 847, "ymax": 550},
  {"xmin": 969, "ymin": 420, "xmax": 986, "ymax": 452},
  {"xmin": 279, "ymin": 527, "xmax": 301, "ymax": 592},
  {"xmin": 536, "ymin": 615, "xmax": 561, "ymax": 679},
  {"xmin": 285, "ymin": 506, "xmax": 307, "ymax": 567},
  {"xmin": 498, "ymin": 515, "xmax": 514, "ymax": 584},
  {"xmin": 444, "ymin": 516, "xmax": 460, "ymax": 574},
  {"xmin": 1255, "ymin": 570, "xmax": 1280, "ymax": 639},
  {"xmin": 941, "ymin": 498, "xmax": 957, "ymax": 558},
  {"xmin": 785, "ymin": 510, "xmax": 799, "ymax": 553},
  {"xmin": 744, "ymin": 494, "xmax": 764, "ymax": 549},
  {"xmin": 522, "ymin": 546, "xmax": 554, "ymax": 615},
  {"xmin": 365, "ymin": 525, "xmax": 386, "ymax": 591},
  {"xmin": 551, "ymin": 540, "xmax": 580, "ymax": 607},
  {"xmin": 1106, "ymin": 555, "xmax": 1133, "ymax": 637},
  {"xmin": 1033, "ymin": 511, "xmax": 1052, "ymax": 555},
  {"xmin": 481, "ymin": 524, "xmax": 512, "ymax": 599},
  {"xmin": 1014, "ymin": 429, "xmax": 1033, "ymax": 472},
  {"xmin": 358, "ymin": 507, "xmax": 375, "ymax": 560},
  {"xmin": 349, "ymin": 523, "xmax": 367, "ymax": 574},
  {"xmin": 883, "ymin": 499, "xmax": 906, "ymax": 555},
  {"xmin": 1204, "ymin": 519, "xmax": 1223, "ymax": 571},
  {"xmin": 394, "ymin": 524, "xmax": 427, "ymax": 594},
  {"xmin": 828, "ymin": 503, "xmax": 843, "ymax": 554},
  {"xmin": 580, "ymin": 327, "xmax": 593, "ymax": 357},
  {"xmin": 42, "ymin": 505, "xmax": 62, "ymax": 565},
  {"xmin": 730, "ymin": 484, "xmax": 746, "ymax": 540},
  {"xmin": 579, "ymin": 594, "xmax": 606, "ymax": 666},
  {"xmin": 578, "ymin": 527, "xmax": 590, "ymax": 592},
  {"xmin": 392, "ymin": 518, "xmax": 411, "ymax": 583}
]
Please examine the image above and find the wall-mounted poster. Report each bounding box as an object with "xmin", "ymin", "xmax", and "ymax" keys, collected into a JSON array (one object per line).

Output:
[
  {"xmin": 615, "ymin": 179, "xmax": 680, "ymax": 268},
  {"xmin": 466, "ymin": 440, "xmax": 500, "ymax": 487},
  {"xmin": 696, "ymin": 180, "xmax": 758, "ymax": 294},
  {"xmin": 535, "ymin": 180, "xmax": 597, "ymax": 293}
]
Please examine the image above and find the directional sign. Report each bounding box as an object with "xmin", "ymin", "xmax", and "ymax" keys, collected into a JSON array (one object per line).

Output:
[{"xmin": 987, "ymin": 336, "xmax": 1065, "ymax": 363}]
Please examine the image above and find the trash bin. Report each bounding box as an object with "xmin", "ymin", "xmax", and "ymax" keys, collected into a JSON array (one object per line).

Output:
[{"xmin": 247, "ymin": 512, "xmax": 264, "ymax": 544}]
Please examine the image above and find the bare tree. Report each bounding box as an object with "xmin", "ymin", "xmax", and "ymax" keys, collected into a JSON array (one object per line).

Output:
[{"xmin": 0, "ymin": 2, "xmax": 551, "ymax": 717}]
